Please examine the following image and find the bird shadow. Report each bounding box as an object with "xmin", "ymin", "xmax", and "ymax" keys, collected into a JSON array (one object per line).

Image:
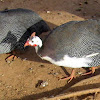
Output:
[
  {"xmin": 13, "ymin": 67, "xmax": 100, "ymax": 100},
  {"xmin": 1, "ymin": 1, "xmax": 100, "ymax": 100},
  {"xmin": 15, "ymin": 47, "xmax": 48, "ymax": 63},
  {"xmin": 5, "ymin": 21, "xmax": 57, "ymax": 63}
]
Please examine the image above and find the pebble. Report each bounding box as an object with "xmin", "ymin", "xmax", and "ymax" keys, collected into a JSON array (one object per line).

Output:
[
  {"xmin": 79, "ymin": 3, "xmax": 82, "ymax": 5},
  {"xmin": 40, "ymin": 81, "xmax": 48, "ymax": 88},
  {"xmin": 28, "ymin": 68, "xmax": 33, "ymax": 73},
  {"xmin": 72, "ymin": 16, "xmax": 75, "ymax": 18},
  {"xmin": 39, "ymin": 65, "xmax": 45, "ymax": 68},
  {"xmin": 46, "ymin": 11, "xmax": 50, "ymax": 14},
  {"xmin": 36, "ymin": 80, "xmax": 48, "ymax": 88},
  {"xmin": 0, "ymin": 74, "xmax": 4, "ymax": 76},
  {"xmin": 57, "ymin": 12, "xmax": 62, "ymax": 15},
  {"xmin": 84, "ymin": 1, "xmax": 88, "ymax": 4},
  {"xmin": 0, "ymin": 0, "xmax": 4, "ymax": 2}
]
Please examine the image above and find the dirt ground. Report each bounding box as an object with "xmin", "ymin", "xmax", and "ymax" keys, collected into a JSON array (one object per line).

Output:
[{"xmin": 0, "ymin": 0, "xmax": 100, "ymax": 100}]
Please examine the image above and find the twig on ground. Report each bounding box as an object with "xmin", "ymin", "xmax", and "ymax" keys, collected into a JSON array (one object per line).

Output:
[
  {"xmin": 41, "ymin": 75, "xmax": 100, "ymax": 100},
  {"xmin": 44, "ymin": 88, "xmax": 100, "ymax": 100}
]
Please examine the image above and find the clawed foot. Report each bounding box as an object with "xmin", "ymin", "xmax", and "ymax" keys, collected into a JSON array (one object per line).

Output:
[
  {"xmin": 5, "ymin": 51, "xmax": 17, "ymax": 63},
  {"xmin": 60, "ymin": 75, "xmax": 75, "ymax": 83},
  {"xmin": 82, "ymin": 67, "xmax": 96, "ymax": 75},
  {"xmin": 59, "ymin": 69, "xmax": 76, "ymax": 83},
  {"xmin": 82, "ymin": 71, "xmax": 93, "ymax": 75},
  {"xmin": 5, "ymin": 54, "xmax": 17, "ymax": 62}
]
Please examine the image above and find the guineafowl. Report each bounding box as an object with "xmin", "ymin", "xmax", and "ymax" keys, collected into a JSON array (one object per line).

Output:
[
  {"xmin": 24, "ymin": 19, "xmax": 100, "ymax": 82},
  {"xmin": 0, "ymin": 8, "xmax": 50, "ymax": 61}
]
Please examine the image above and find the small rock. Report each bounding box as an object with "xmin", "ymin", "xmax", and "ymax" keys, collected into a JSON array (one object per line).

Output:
[
  {"xmin": 47, "ymin": 11, "xmax": 50, "ymax": 14},
  {"xmin": 28, "ymin": 68, "xmax": 33, "ymax": 73},
  {"xmin": 48, "ymin": 72, "xmax": 52, "ymax": 75},
  {"xmin": 72, "ymin": 16, "xmax": 75, "ymax": 18},
  {"xmin": 1, "ymin": 0, "xmax": 4, "ymax": 2},
  {"xmin": 39, "ymin": 65, "xmax": 45, "ymax": 68},
  {"xmin": 57, "ymin": 12, "xmax": 62, "ymax": 15},
  {"xmin": 40, "ymin": 81, "xmax": 48, "ymax": 88},
  {"xmin": 0, "ymin": 74, "xmax": 4, "ymax": 77},
  {"xmin": 35, "ymin": 80, "xmax": 48, "ymax": 88},
  {"xmin": 84, "ymin": 1, "xmax": 88, "ymax": 4},
  {"xmin": 79, "ymin": 3, "xmax": 82, "ymax": 5}
]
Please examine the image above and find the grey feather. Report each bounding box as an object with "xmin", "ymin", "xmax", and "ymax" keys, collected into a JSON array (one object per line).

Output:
[
  {"xmin": 0, "ymin": 8, "xmax": 50, "ymax": 54},
  {"xmin": 38, "ymin": 19, "xmax": 100, "ymax": 67}
]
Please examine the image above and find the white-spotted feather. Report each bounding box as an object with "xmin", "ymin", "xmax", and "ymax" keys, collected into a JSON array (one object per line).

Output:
[
  {"xmin": 42, "ymin": 55, "xmax": 92, "ymax": 68},
  {"xmin": 86, "ymin": 53, "xmax": 99, "ymax": 58}
]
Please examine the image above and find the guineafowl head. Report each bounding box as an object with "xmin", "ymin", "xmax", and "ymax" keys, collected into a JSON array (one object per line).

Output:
[{"xmin": 24, "ymin": 32, "xmax": 42, "ymax": 48}]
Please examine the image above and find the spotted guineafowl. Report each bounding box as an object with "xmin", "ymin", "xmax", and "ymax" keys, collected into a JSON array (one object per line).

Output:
[
  {"xmin": 24, "ymin": 19, "xmax": 100, "ymax": 82},
  {"xmin": 0, "ymin": 8, "xmax": 50, "ymax": 61}
]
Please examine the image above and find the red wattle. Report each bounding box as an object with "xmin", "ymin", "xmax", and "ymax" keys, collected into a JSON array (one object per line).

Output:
[{"xmin": 34, "ymin": 44, "xmax": 37, "ymax": 47}]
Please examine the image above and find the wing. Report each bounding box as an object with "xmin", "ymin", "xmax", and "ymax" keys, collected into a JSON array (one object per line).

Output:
[{"xmin": 39, "ymin": 20, "xmax": 100, "ymax": 60}]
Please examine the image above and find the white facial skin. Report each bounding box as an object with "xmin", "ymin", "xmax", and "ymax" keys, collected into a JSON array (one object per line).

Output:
[{"xmin": 29, "ymin": 36, "xmax": 42, "ymax": 48}]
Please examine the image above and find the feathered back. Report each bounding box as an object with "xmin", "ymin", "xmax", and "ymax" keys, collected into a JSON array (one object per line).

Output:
[
  {"xmin": 0, "ymin": 8, "xmax": 50, "ymax": 53},
  {"xmin": 38, "ymin": 19, "xmax": 100, "ymax": 67}
]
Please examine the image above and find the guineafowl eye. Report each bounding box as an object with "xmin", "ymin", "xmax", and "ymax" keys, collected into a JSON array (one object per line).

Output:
[{"xmin": 31, "ymin": 41, "xmax": 34, "ymax": 43}]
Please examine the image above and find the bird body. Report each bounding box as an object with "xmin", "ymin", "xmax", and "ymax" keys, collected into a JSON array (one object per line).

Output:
[
  {"xmin": 37, "ymin": 19, "xmax": 100, "ymax": 68},
  {"xmin": 0, "ymin": 8, "xmax": 50, "ymax": 54},
  {"xmin": 25, "ymin": 19, "xmax": 100, "ymax": 81}
]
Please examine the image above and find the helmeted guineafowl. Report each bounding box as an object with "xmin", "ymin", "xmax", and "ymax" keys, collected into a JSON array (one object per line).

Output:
[
  {"xmin": 24, "ymin": 19, "xmax": 100, "ymax": 82},
  {"xmin": 0, "ymin": 8, "xmax": 50, "ymax": 61}
]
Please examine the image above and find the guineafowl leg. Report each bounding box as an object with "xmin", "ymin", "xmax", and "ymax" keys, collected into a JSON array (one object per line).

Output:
[
  {"xmin": 5, "ymin": 51, "xmax": 17, "ymax": 62},
  {"xmin": 61, "ymin": 69, "xmax": 76, "ymax": 83},
  {"xmin": 82, "ymin": 67, "xmax": 96, "ymax": 75}
]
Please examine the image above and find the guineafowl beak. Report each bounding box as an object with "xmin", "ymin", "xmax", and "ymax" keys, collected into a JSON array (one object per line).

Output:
[
  {"xmin": 24, "ymin": 41, "xmax": 37, "ymax": 47},
  {"xmin": 24, "ymin": 41, "xmax": 30, "ymax": 47}
]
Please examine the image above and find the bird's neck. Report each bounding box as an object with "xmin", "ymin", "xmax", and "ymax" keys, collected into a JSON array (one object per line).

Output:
[
  {"xmin": 35, "ymin": 46, "xmax": 39, "ymax": 53},
  {"xmin": 34, "ymin": 37, "xmax": 43, "ymax": 53},
  {"xmin": 35, "ymin": 45, "xmax": 42, "ymax": 53}
]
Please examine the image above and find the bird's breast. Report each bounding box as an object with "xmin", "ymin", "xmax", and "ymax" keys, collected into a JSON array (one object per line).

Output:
[{"xmin": 41, "ymin": 55, "xmax": 92, "ymax": 68}]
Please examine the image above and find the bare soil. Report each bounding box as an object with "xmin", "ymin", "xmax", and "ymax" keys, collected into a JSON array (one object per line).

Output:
[{"xmin": 0, "ymin": 0, "xmax": 100, "ymax": 100}]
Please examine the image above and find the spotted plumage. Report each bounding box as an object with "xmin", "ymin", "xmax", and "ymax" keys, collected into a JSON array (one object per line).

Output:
[
  {"xmin": 0, "ymin": 8, "xmax": 50, "ymax": 54},
  {"xmin": 25, "ymin": 19, "xmax": 100, "ymax": 82}
]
